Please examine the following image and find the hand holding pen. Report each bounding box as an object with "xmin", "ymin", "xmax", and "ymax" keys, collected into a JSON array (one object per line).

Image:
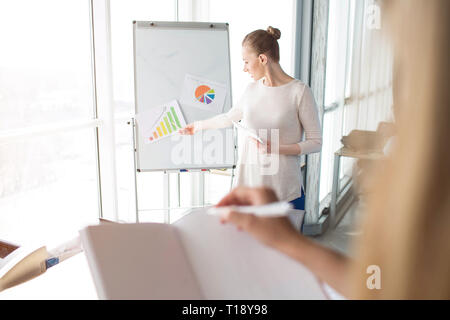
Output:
[
  {"xmin": 250, "ymin": 137, "xmax": 272, "ymax": 154},
  {"xmin": 212, "ymin": 186, "xmax": 300, "ymax": 248}
]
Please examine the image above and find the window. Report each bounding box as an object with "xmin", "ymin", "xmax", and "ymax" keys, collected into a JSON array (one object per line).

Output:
[
  {"xmin": 319, "ymin": 0, "xmax": 393, "ymax": 203},
  {"xmin": 0, "ymin": 0, "xmax": 98, "ymax": 245},
  {"xmin": 320, "ymin": 0, "xmax": 353, "ymax": 202},
  {"xmin": 0, "ymin": 0, "xmax": 93, "ymax": 130}
]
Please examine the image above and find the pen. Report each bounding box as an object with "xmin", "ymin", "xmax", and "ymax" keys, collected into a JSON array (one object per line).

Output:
[{"xmin": 207, "ymin": 201, "xmax": 293, "ymax": 217}]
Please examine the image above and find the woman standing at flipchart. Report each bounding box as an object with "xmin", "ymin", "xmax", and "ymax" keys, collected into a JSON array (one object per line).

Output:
[{"xmin": 179, "ymin": 26, "xmax": 322, "ymax": 214}]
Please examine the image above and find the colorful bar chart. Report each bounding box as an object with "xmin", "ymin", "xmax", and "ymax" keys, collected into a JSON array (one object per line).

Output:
[{"xmin": 147, "ymin": 100, "xmax": 186, "ymax": 143}]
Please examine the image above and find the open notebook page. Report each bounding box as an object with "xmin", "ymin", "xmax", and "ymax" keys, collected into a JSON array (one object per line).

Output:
[{"xmin": 173, "ymin": 209, "xmax": 327, "ymax": 299}]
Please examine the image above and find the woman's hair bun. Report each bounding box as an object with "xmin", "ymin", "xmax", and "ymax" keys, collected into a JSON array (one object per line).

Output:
[{"xmin": 266, "ymin": 26, "xmax": 281, "ymax": 40}]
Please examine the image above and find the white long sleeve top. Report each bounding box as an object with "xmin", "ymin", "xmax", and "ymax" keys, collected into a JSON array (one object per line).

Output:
[{"xmin": 195, "ymin": 78, "xmax": 322, "ymax": 202}]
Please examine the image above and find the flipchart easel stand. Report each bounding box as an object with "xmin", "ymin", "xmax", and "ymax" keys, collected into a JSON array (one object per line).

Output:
[{"xmin": 130, "ymin": 118, "xmax": 237, "ymax": 223}]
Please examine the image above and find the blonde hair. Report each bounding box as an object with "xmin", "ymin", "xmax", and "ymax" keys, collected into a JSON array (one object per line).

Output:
[
  {"xmin": 242, "ymin": 26, "xmax": 281, "ymax": 62},
  {"xmin": 348, "ymin": 0, "xmax": 450, "ymax": 299}
]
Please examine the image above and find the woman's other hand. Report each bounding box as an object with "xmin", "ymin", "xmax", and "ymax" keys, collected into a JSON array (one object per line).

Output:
[{"xmin": 251, "ymin": 137, "xmax": 272, "ymax": 154}]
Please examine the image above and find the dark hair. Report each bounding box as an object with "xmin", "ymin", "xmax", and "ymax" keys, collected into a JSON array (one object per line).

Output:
[{"xmin": 242, "ymin": 26, "xmax": 281, "ymax": 62}]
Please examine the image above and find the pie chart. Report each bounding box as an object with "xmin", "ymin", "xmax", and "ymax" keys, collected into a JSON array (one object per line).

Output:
[{"xmin": 195, "ymin": 85, "xmax": 215, "ymax": 104}]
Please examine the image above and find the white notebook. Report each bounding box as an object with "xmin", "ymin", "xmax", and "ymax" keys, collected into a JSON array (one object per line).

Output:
[{"xmin": 80, "ymin": 208, "xmax": 326, "ymax": 300}]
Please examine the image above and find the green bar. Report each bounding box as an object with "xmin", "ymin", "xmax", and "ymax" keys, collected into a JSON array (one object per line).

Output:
[
  {"xmin": 164, "ymin": 116, "xmax": 172, "ymax": 133},
  {"xmin": 171, "ymin": 107, "xmax": 181, "ymax": 128},
  {"xmin": 160, "ymin": 121, "xmax": 168, "ymax": 135},
  {"xmin": 167, "ymin": 112, "xmax": 177, "ymax": 131}
]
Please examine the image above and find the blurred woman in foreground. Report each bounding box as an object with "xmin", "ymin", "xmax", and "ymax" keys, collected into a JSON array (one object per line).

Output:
[{"xmin": 216, "ymin": 0, "xmax": 450, "ymax": 299}]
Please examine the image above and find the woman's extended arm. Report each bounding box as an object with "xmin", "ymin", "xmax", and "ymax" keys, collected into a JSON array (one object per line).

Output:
[
  {"xmin": 178, "ymin": 106, "xmax": 243, "ymax": 135},
  {"xmin": 179, "ymin": 99, "xmax": 244, "ymax": 135},
  {"xmin": 217, "ymin": 186, "xmax": 351, "ymax": 298},
  {"xmin": 196, "ymin": 106, "xmax": 243, "ymax": 131}
]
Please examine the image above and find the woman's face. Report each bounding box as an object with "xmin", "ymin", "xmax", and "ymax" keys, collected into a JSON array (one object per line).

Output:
[{"xmin": 242, "ymin": 45, "xmax": 265, "ymax": 80}]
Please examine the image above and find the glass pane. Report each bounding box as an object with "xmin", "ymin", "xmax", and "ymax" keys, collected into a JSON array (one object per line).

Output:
[
  {"xmin": 0, "ymin": 129, "xmax": 99, "ymax": 247},
  {"xmin": 345, "ymin": 0, "xmax": 356, "ymax": 98},
  {"xmin": 209, "ymin": 0, "xmax": 295, "ymax": 105},
  {"xmin": 319, "ymin": 105, "xmax": 345, "ymax": 202},
  {"xmin": 137, "ymin": 171, "xmax": 191, "ymax": 224},
  {"xmin": 319, "ymin": 112, "xmax": 335, "ymax": 201},
  {"xmin": 324, "ymin": 0, "xmax": 350, "ymax": 107},
  {"xmin": 320, "ymin": 0, "xmax": 394, "ymax": 203},
  {"xmin": 204, "ymin": 171, "xmax": 232, "ymax": 205},
  {"xmin": 320, "ymin": 0, "xmax": 353, "ymax": 202},
  {"xmin": 136, "ymin": 172, "xmax": 165, "ymax": 211},
  {"xmin": 0, "ymin": 0, "xmax": 93, "ymax": 131}
]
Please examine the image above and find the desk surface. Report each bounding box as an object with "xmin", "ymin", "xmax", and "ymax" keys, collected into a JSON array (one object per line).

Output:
[{"xmin": 0, "ymin": 252, "xmax": 98, "ymax": 300}]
